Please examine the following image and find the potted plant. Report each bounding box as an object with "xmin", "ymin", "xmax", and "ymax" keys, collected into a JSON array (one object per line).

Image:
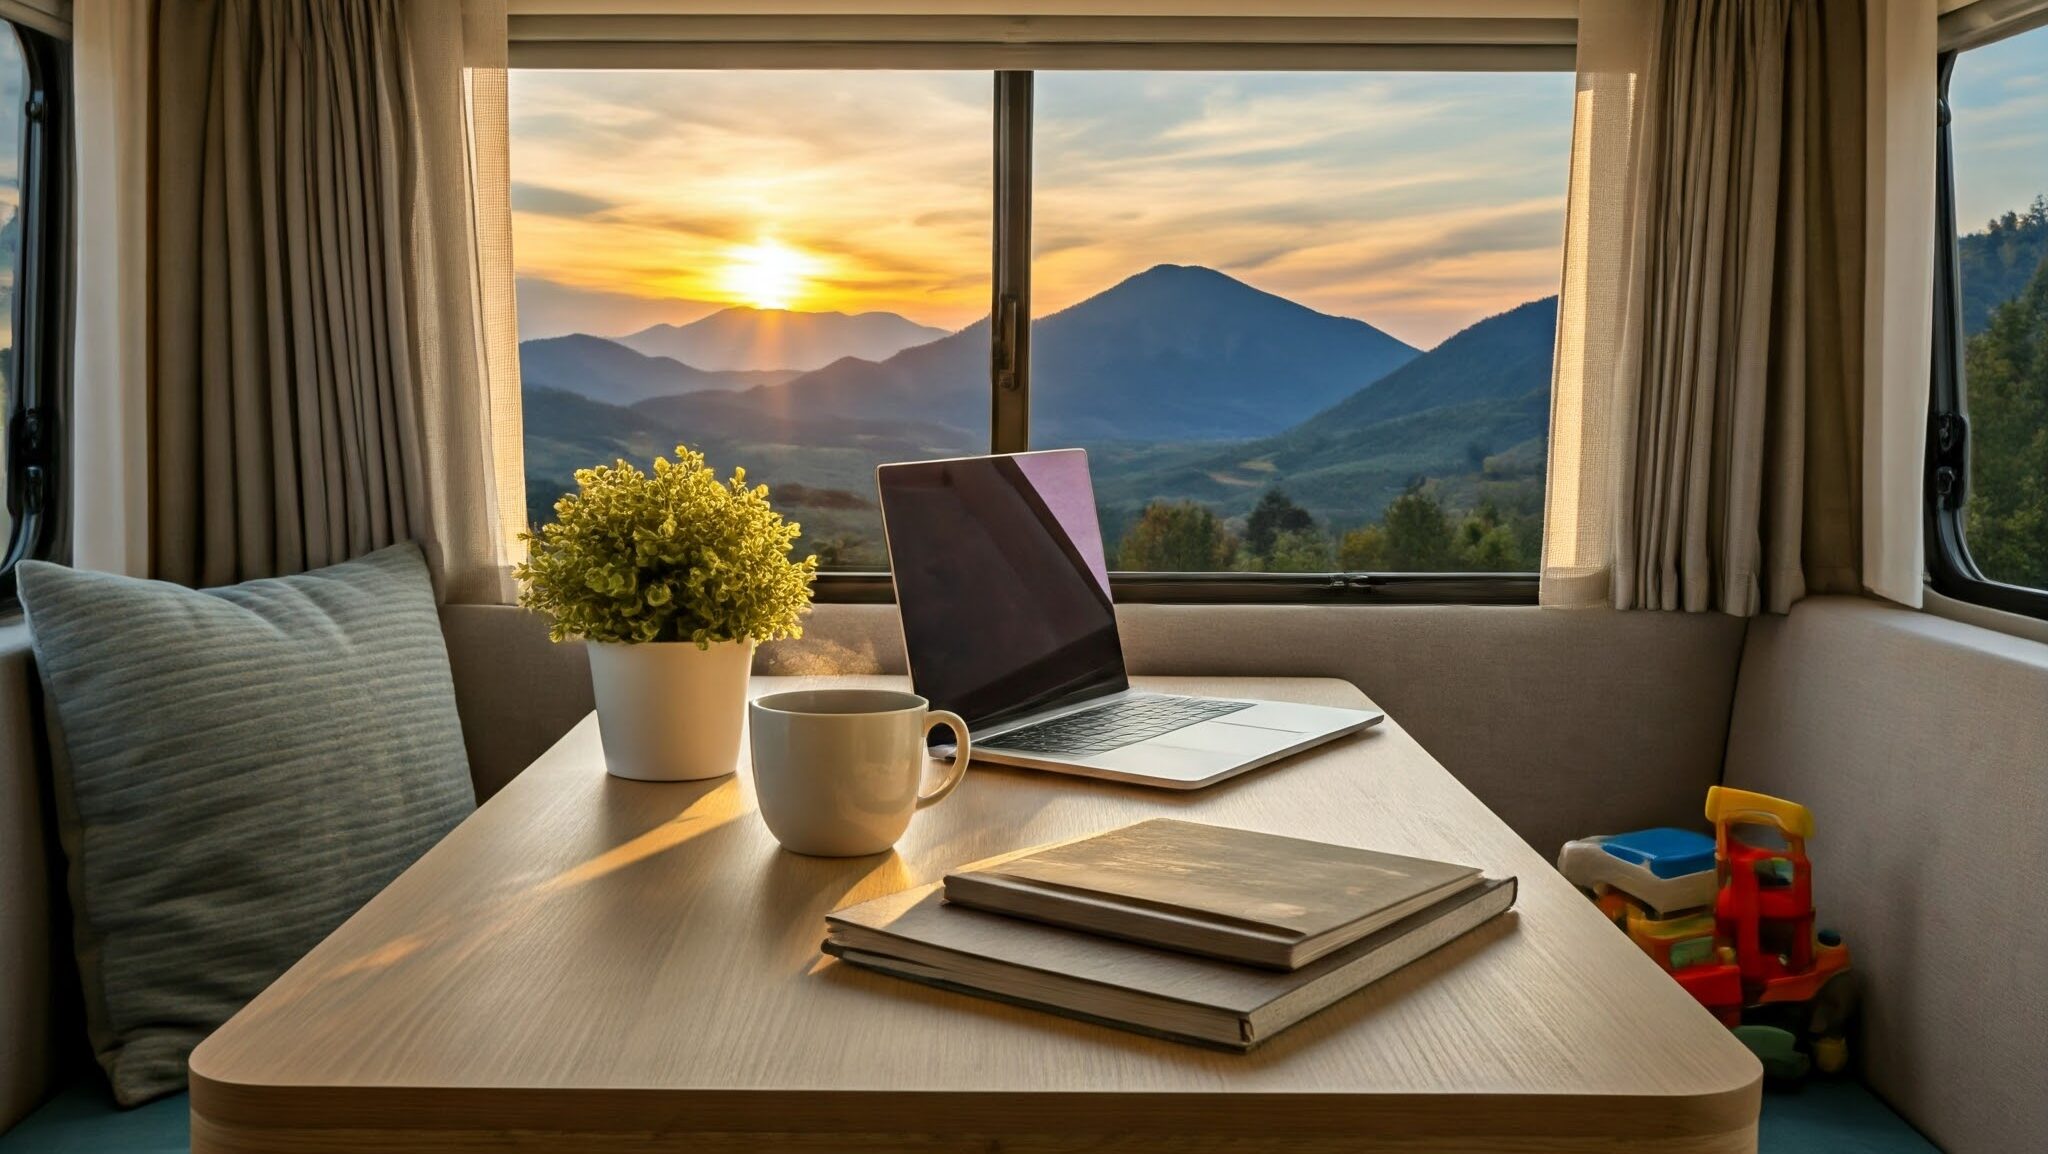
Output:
[{"xmin": 516, "ymin": 446, "xmax": 818, "ymax": 782}]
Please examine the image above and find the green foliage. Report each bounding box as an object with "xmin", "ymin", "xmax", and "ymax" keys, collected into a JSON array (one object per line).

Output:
[
  {"xmin": 1960, "ymin": 196, "xmax": 2048, "ymax": 337},
  {"xmin": 1339, "ymin": 485, "xmax": 1539, "ymax": 573},
  {"xmin": 1260, "ymin": 528, "xmax": 1334, "ymax": 572},
  {"xmin": 1245, "ymin": 488, "xmax": 1315, "ymax": 558},
  {"xmin": 1117, "ymin": 500, "xmax": 1238, "ymax": 571},
  {"xmin": 1962, "ymin": 252, "xmax": 2048, "ymax": 589},
  {"xmin": 516, "ymin": 446, "xmax": 818, "ymax": 646}
]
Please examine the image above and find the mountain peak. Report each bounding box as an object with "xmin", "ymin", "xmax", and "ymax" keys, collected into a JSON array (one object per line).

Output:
[
  {"xmin": 1062, "ymin": 263, "xmax": 1408, "ymax": 341},
  {"xmin": 616, "ymin": 307, "xmax": 949, "ymax": 372}
]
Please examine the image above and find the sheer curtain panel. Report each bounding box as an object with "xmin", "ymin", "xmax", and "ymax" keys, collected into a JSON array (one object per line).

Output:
[{"xmin": 1542, "ymin": 0, "xmax": 1867, "ymax": 615}]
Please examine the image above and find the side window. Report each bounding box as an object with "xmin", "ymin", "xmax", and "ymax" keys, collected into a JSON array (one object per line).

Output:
[
  {"xmin": 1935, "ymin": 25, "xmax": 2048, "ymax": 613},
  {"xmin": 0, "ymin": 27, "xmax": 25, "ymax": 559}
]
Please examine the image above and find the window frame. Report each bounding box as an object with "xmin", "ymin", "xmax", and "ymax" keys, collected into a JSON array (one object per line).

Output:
[
  {"xmin": 808, "ymin": 68, "xmax": 1550, "ymax": 605},
  {"xmin": 0, "ymin": 19, "xmax": 67, "ymax": 603},
  {"xmin": 1926, "ymin": 47, "xmax": 2048, "ymax": 621}
]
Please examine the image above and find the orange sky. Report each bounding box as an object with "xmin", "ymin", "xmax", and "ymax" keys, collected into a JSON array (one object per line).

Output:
[{"xmin": 508, "ymin": 69, "xmax": 1578, "ymax": 348}]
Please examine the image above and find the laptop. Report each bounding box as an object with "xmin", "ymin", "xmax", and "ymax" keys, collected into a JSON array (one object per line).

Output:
[{"xmin": 875, "ymin": 449, "xmax": 1382, "ymax": 789}]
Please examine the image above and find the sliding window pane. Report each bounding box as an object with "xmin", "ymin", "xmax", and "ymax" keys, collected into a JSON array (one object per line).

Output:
[
  {"xmin": 1949, "ymin": 27, "xmax": 2048, "ymax": 593},
  {"xmin": 1032, "ymin": 72, "xmax": 1572, "ymax": 573},
  {"xmin": 508, "ymin": 71, "xmax": 992, "ymax": 570},
  {"xmin": 0, "ymin": 28, "xmax": 25, "ymax": 552}
]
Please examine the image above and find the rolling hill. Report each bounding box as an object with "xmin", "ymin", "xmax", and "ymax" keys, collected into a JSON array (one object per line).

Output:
[
  {"xmin": 619, "ymin": 307, "xmax": 948, "ymax": 372},
  {"xmin": 1091, "ymin": 296, "xmax": 1558, "ymax": 535},
  {"xmin": 1959, "ymin": 198, "xmax": 2048, "ymax": 337},
  {"xmin": 518, "ymin": 334, "xmax": 798, "ymax": 406}
]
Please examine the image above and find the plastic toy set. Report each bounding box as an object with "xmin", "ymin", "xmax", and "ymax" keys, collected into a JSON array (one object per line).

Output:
[{"xmin": 1558, "ymin": 786, "xmax": 1856, "ymax": 1081}]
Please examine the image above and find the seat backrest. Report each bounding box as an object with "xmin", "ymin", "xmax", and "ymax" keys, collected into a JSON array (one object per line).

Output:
[{"xmin": 1724, "ymin": 595, "xmax": 2048, "ymax": 1154}]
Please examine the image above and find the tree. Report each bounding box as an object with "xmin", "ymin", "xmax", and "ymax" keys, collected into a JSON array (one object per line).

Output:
[
  {"xmin": 1245, "ymin": 488, "xmax": 1315, "ymax": 558},
  {"xmin": 1962, "ymin": 250, "xmax": 2048, "ymax": 589},
  {"xmin": 1262, "ymin": 528, "xmax": 1334, "ymax": 572},
  {"xmin": 1116, "ymin": 501, "xmax": 1238, "ymax": 571},
  {"xmin": 1453, "ymin": 501, "xmax": 1534, "ymax": 572},
  {"xmin": 1377, "ymin": 484, "xmax": 1457, "ymax": 570},
  {"xmin": 1337, "ymin": 524, "xmax": 1389, "ymax": 570}
]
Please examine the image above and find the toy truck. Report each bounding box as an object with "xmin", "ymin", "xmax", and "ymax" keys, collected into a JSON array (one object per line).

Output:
[{"xmin": 1557, "ymin": 788, "xmax": 1856, "ymax": 1080}]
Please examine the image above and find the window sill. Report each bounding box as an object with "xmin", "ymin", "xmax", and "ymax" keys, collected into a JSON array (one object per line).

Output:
[{"xmin": 813, "ymin": 571, "xmax": 1539, "ymax": 606}]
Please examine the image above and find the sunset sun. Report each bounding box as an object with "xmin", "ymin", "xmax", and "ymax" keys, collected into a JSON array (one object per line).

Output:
[{"xmin": 721, "ymin": 238, "xmax": 813, "ymax": 310}]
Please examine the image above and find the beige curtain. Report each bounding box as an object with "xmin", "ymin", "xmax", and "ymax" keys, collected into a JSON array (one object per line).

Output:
[
  {"xmin": 72, "ymin": 0, "xmax": 154, "ymax": 578},
  {"xmin": 1862, "ymin": 0, "xmax": 1938, "ymax": 608},
  {"xmin": 1542, "ymin": 0, "xmax": 1866, "ymax": 615},
  {"xmin": 151, "ymin": 0, "xmax": 523, "ymax": 601}
]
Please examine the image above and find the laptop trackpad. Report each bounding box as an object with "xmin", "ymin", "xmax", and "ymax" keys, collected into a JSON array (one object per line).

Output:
[
  {"xmin": 1149, "ymin": 719, "xmax": 1292, "ymax": 757},
  {"xmin": 1095, "ymin": 741, "xmax": 1246, "ymax": 784}
]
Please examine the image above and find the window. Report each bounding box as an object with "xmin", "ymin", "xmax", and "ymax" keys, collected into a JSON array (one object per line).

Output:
[
  {"xmin": 0, "ymin": 20, "xmax": 64, "ymax": 596},
  {"xmin": 509, "ymin": 71, "xmax": 990, "ymax": 575},
  {"xmin": 1931, "ymin": 23, "xmax": 2048, "ymax": 618},
  {"xmin": 1032, "ymin": 72, "xmax": 1570, "ymax": 576},
  {"xmin": 508, "ymin": 65, "xmax": 1572, "ymax": 598}
]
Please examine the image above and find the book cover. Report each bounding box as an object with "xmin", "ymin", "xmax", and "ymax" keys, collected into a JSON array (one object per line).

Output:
[
  {"xmin": 943, "ymin": 819, "xmax": 1481, "ymax": 968},
  {"xmin": 825, "ymin": 876, "xmax": 1518, "ymax": 1050}
]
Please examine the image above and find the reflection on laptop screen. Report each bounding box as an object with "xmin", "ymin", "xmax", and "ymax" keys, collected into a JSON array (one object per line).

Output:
[{"xmin": 878, "ymin": 450, "xmax": 1128, "ymax": 731}]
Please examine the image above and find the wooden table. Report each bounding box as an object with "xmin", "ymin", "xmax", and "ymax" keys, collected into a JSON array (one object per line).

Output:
[{"xmin": 189, "ymin": 676, "xmax": 1761, "ymax": 1153}]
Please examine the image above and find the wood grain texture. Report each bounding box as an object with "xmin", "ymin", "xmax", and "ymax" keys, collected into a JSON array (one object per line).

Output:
[{"xmin": 188, "ymin": 676, "xmax": 1760, "ymax": 1153}]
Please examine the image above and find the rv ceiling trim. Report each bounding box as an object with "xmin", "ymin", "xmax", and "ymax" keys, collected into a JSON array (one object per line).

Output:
[
  {"xmin": 0, "ymin": 0, "xmax": 66, "ymax": 39},
  {"xmin": 504, "ymin": 2, "xmax": 1579, "ymax": 17},
  {"xmin": 507, "ymin": 9, "xmax": 1578, "ymax": 69},
  {"xmin": 1939, "ymin": 0, "xmax": 2048, "ymax": 51},
  {"xmin": 509, "ymin": 40, "xmax": 1574, "ymax": 69}
]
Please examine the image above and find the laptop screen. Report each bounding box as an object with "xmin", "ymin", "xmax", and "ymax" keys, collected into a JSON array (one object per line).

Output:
[{"xmin": 877, "ymin": 450, "xmax": 1128, "ymax": 732}]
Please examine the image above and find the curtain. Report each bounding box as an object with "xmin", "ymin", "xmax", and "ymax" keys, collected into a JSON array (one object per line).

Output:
[
  {"xmin": 72, "ymin": 0, "xmax": 154, "ymax": 578},
  {"xmin": 151, "ymin": 0, "xmax": 523, "ymax": 601},
  {"xmin": 1542, "ymin": 0, "xmax": 1867, "ymax": 615},
  {"xmin": 1862, "ymin": 0, "xmax": 1938, "ymax": 608}
]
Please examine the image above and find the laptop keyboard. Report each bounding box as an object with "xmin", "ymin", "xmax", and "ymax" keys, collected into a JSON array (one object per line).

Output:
[{"xmin": 987, "ymin": 695, "xmax": 1254, "ymax": 756}]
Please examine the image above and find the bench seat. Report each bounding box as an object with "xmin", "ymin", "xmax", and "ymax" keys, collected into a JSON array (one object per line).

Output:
[{"xmin": 0, "ymin": 1081, "xmax": 186, "ymax": 1153}]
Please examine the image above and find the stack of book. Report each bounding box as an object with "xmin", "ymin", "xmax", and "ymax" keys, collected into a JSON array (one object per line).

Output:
[{"xmin": 823, "ymin": 818, "xmax": 1517, "ymax": 1050}]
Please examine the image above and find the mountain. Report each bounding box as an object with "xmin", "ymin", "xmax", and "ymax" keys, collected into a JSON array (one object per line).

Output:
[
  {"xmin": 649, "ymin": 265, "xmax": 1420, "ymax": 443},
  {"xmin": 518, "ymin": 334, "xmax": 799, "ymax": 406},
  {"xmin": 619, "ymin": 307, "xmax": 949, "ymax": 372},
  {"xmin": 1308, "ymin": 297, "xmax": 1557, "ymax": 430},
  {"xmin": 1092, "ymin": 295, "xmax": 1558, "ymax": 531}
]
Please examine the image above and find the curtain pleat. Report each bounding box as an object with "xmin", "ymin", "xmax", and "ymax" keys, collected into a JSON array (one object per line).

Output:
[
  {"xmin": 152, "ymin": 0, "xmax": 521, "ymax": 600},
  {"xmin": 1543, "ymin": 0, "xmax": 1865, "ymax": 615}
]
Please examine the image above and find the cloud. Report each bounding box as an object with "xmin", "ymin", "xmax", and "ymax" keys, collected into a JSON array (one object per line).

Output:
[
  {"xmin": 507, "ymin": 68, "xmax": 1576, "ymax": 343},
  {"xmin": 512, "ymin": 276, "xmax": 721, "ymax": 341},
  {"xmin": 510, "ymin": 182, "xmax": 620, "ymax": 218}
]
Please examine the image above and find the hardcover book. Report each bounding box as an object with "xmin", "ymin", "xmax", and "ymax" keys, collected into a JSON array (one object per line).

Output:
[
  {"xmin": 943, "ymin": 819, "xmax": 1483, "ymax": 969},
  {"xmin": 825, "ymin": 876, "xmax": 1518, "ymax": 1050}
]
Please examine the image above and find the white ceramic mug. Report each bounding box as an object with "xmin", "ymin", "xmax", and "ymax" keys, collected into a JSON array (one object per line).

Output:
[{"xmin": 748, "ymin": 689, "xmax": 971, "ymax": 857}]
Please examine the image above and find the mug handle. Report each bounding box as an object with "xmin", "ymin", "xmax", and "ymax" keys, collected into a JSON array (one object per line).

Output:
[{"xmin": 916, "ymin": 710, "xmax": 971, "ymax": 810}]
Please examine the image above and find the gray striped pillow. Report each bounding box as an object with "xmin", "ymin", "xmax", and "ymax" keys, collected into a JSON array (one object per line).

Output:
[{"xmin": 17, "ymin": 543, "xmax": 475, "ymax": 1106}]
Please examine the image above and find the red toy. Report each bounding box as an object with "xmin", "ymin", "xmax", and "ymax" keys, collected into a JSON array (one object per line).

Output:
[{"xmin": 1703, "ymin": 786, "xmax": 1855, "ymax": 1077}]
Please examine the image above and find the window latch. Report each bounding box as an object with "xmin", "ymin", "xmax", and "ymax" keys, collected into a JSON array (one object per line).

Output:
[
  {"xmin": 21, "ymin": 465, "xmax": 44, "ymax": 515},
  {"xmin": 993, "ymin": 294, "xmax": 1020, "ymax": 392},
  {"xmin": 1932, "ymin": 411, "xmax": 1968, "ymax": 510}
]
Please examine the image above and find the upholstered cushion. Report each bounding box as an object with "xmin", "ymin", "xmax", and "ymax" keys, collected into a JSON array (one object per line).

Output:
[
  {"xmin": 0, "ymin": 1081, "xmax": 187, "ymax": 1153},
  {"xmin": 17, "ymin": 545, "xmax": 474, "ymax": 1106}
]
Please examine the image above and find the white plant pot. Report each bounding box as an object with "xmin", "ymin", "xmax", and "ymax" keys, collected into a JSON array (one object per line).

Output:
[{"xmin": 587, "ymin": 638, "xmax": 755, "ymax": 782}]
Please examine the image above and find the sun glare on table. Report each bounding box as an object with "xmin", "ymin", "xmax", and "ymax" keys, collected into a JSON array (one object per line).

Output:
[{"xmin": 722, "ymin": 237, "xmax": 813, "ymax": 310}]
